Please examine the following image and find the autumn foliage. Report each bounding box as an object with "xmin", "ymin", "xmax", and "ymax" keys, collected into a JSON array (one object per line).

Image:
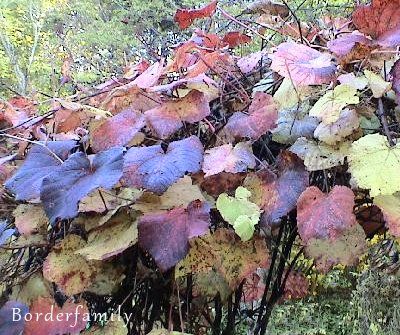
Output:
[{"xmin": 1, "ymin": 0, "xmax": 400, "ymax": 334}]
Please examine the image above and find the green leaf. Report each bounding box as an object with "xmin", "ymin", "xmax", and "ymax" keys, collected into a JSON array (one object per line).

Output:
[{"xmin": 216, "ymin": 187, "xmax": 261, "ymax": 241}]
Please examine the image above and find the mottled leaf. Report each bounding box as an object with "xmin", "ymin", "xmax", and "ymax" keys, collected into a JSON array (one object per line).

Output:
[
  {"xmin": 43, "ymin": 234, "xmax": 97, "ymax": 295},
  {"xmin": 13, "ymin": 204, "xmax": 48, "ymax": 236},
  {"xmin": 139, "ymin": 200, "xmax": 210, "ymax": 271},
  {"xmin": 122, "ymin": 136, "xmax": 203, "ymax": 194},
  {"xmin": 176, "ymin": 228, "xmax": 269, "ymax": 290}
]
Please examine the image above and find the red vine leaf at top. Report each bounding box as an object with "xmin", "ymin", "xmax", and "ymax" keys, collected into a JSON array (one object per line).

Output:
[
  {"xmin": 297, "ymin": 186, "xmax": 357, "ymax": 243},
  {"xmin": 244, "ymin": 151, "xmax": 309, "ymax": 226},
  {"xmin": 41, "ymin": 147, "xmax": 124, "ymax": 224},
  {"xmin": 174, "ymin": 0, "xmax": 218, "ymax": 29},
  {"xmin": 352, "ymin": 0, "xmax": 400, "ymax": 47},
  {"xmin": 24, "ymin": 297, "xmax": 88, "ymax": 335},
  {"xmin": 222, "ymin": 32, "xmax": 252, "ymax": 48},
  {"xmin": 138, "ymin": 200, "xmax": 210, "ymax": 271},
  {"xmin": 145, "ymin": 90, "xmax": 210, "ymax": 139},
  {"xmin": 122, "ymin": 135, "xmax": 203, "ymax": 194},
  {"xmin": 0, "ymin": 301, "xmax": 28, "ymax": 335},
  {"xmin": 5, "ymin": 141, "xmax": 77, "ymax": 201},
  {"xmin": 391, "ymin": 59, "xmax": 400, "ymax": 103},
  {"xmin": 223, "ymin": 92, "xmax": 278, "ymax": 140},
  {"xmin": 270, "ymin": 41, "xmax": 336, "ymax": 86},
  {"xmin": 202, "ymin": 142, "xmax": 256, "ymax": 177},
  {"xmin": 90, "ymin": 108, "xmax": 146, "ymax": 152}
]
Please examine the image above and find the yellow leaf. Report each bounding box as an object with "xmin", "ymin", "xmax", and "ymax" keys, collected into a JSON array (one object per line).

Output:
[
  {"xmin": 364, "ymin": 70, "xmax": 392, "ymax": 98},
  {"xmin": 309, "ymin": 84, "xmax": 359, "ymax": 124},
  {"xmin": 348, "ymin": 134, "xmax": 400, "ymax": 197}
]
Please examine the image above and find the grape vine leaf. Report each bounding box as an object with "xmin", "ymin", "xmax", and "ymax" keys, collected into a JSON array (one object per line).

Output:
[
  {"xmin": 309, "ymin": 84, "xmax": 359, "ymax": 124},
  {"xmin": 270, "ymin": 41, "xmax": 336, "ymax": 86},
  {"xmin": 90, "ymin": 108, "xmax": 145, "ymax": 152},
  {"xmin": 216, "ymin": 187, "xmax": 261, "ymax": 241},
  {"xmin": 122, "ymin": 135, "xmax": 203, "ymax": 194},
  {"xmin": 297, "ymin": 186, "xmax": 357, "ymax": 243},
  {"xmin": 145, "ymin": 90, "xmax": 210, "ymax": 139},
  {"xmin": 223, "ymin": 92, "xmax": 278, "ymax": 140},
  {"xmin": 41, "ymin": 147, "xmax": 124, "ymax": 224},
  {"xmin": 138, "ymin": 200, "xmax": 210, "ymax": 271},
  {"xmin": 203, "ymin": 142, "xmax": 256, "ymax": 177},
  {"xmin": 348, "ymin": 133, "xmax": 400, "ymax": 197},
  {"xmin": 5, "ymin": 140, "xmax": 76, "ymax": 200}
]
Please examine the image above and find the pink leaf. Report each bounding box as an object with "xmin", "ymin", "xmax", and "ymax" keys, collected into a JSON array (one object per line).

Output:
[
  {"xmin": 270, "ymin": 42, "xmax": 336, "ymax": 85},
  {"xmin": 139, "ymin": 200, "xmax": 210, "ymax": 271}
]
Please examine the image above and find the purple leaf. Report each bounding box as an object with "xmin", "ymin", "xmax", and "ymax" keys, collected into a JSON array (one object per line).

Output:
[
  {"xmin": 5, "ymin": 141, "xmax": 76, "ymax": 200},
  {"xmin": 138, "ymin": 200, "xmax": 210, "ymax": 271},
  {"xmin": 122, "ymin": 135, "xmax": 203, "ymax": 193},
  {"xmin": 41, "ymin": 147, "xmax": 124, "ymax": 223},
  {"xmin": 0, "ymin": 222, "xmax": 14, "ymax": 246},
  {"xmin": 0, "ymin": 301, "xmax": 28, "ymax": 335}
]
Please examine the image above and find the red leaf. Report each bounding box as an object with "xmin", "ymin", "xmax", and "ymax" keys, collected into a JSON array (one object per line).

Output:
[
  {"xmin": 139, "ymin": 200, "xmax": 210, "ymax": 271},
  {"xmin": 244, "ymin": 151, "xmax": 309, "ymax": 226},
  {"xmin": 352, "ymin": 0, "xmax": 400, "ymax": 47},
  {"xmin": 90, "ymin": 108, "xmax": 145, "ymax": 152},
  {"xmin": 132, "ymin": 60, "xmax": 164, "ymax": 88},
  {"xmin": 122, "ymin": 136, "xmax": 204, "ymax": 194},
  {"xmin": 222, "ymin": 32, "xmax": 252, "ymax": 48},
  {"xmin": 0, "ymin": 97, "xmax": 36, "ymax": 128},
  {"xmin": 24, "ymin": 297, "xmax": 88, "ymax": 335},
  {"xmin": 270, "ymin": 42, "xmax": 336, "ymax": 85},
  {"xmin": 297, "ymin": 186, "xmax": 356, "ymax": 243},
  {"xmin": 223, "ymin": 92, "xmax": 278, "ymax": 140},
  {"xmin": 41, "ymin": 148, "xmax": 124, "ymax": 223},
  {"xmin": 5, "ymin": 141, "xmax": 76, "ymax": 201},
  {"xmin": 174, "ymin": 0, "xmax": 218, "ymax": 29},
  {"xmin": 145, "ymin": 90, "xmax": 210, "ymax": 139}
]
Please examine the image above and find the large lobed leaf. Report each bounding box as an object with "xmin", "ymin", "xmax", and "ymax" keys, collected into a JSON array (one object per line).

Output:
[
  {"xmin": 41, "ymin": 147, "xmax": 124, "ymax": 223},
  {"xmin": 122, "ymin": 136, "xmax": 203, "ymax": 194}
]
